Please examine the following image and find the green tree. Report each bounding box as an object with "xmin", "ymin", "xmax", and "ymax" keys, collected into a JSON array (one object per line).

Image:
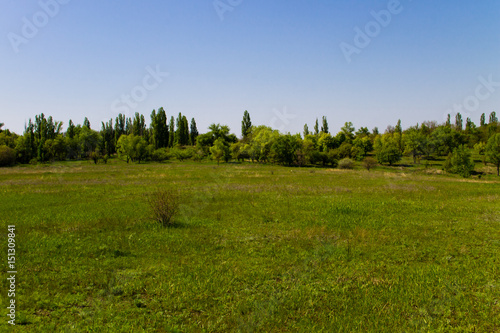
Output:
[
  {"xmin": 271, "ymin": 134, "xmax": 301, "ymax": 166},
  {"xmin": 168, "ymin": 116, "xmax": 175, "ymax": 147},
  {"xmin": 83, "ymin": 117, "xmax": 91, "ymax": 129},
  {"xmin": 100, "ymin": 119, "xmax": 115, "ymax": 155},
  {"xmin": 114, "ymin": 114, "xmax": 126, "ymax": 146},
  {"xmin": 480, "ymin": 113, "xmax": 486, "ymax": 127},
  {"xmin": 353, "ymin": 136, "xmax": 373, "ymax": 158},
  {"xmin": 151, "ymin": 108, "xmax": 169, "ymax": 149},
  {"xmin": 190, "ymin": 118, "xmax": 199, "ymax": 146},
  {"xmin": 318, "ymin": 133, "xmax": 336, "ymax": 152},
  {"xmin": 241, "ymin": 110, "xmax": 252, "ymax": 139},
  {"xmin": 175, "ymin": 113, "xmax": 189, "ymax": 146},
  {"xmin": 79, "ymin": 126, "xmax": 101, "ymax": 159},
  {"xmin": 67, "ymin": 120, "xmax": 76, "ymax": 139},
  {"xmin": 314, "ymin": 118, "xmax": 319, "ymax": 136},
  {"xmin": 444, "ymin": 145, "xmax": 474, "ymax": 177},
  {"xmin": 489, "ymin": 112, "xmax": 498, "ymax": 124},
  {"xmin": 117, "ymin": 134, "xmax": 149, "ymax": 163},
  {"xmin": 132, "ymin": 112, "xmax": 146, "ymax": 137},
  {"xmin": 321, "ymin": 116, "xmax": 329, "ymax": 134},
  {"xmin": 486, "ymin": 133, "xmax": 500, "ymax": 176},
  {"xmin": 403, "ymin": 128, "xmax": 426, "ymax": 164},
  {"xmin": 374, "ymin": 135, "xmax": 402, "ymax": 166},
  {"xmin": 455, "ymin": 113, "xmax": 463, "ymax": 131},
  {"xmin": 210, "ymin": 138, "xmax": 230, "ymax": 165},
  {"xmin": 341, "ymin": 122, "xmax": 355, "ymax": 142},
  {"xmin": 303, "ymin": 124, "xmax": 309, "ymax": 137},
  {"xmin": 474, "ymin": 142, "xmax": 487, "ymax": 165},
  {"xmin": 249, "ymin": 126, "xmax": 280, "ymax": 163}
]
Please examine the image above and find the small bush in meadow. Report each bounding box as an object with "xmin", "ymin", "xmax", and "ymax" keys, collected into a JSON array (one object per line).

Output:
[
  {"xmin": 148, "ymin": 189, "xmax": 180, "ymax": 227},
  {"xmin": 338, "ymin": 158, "xmax": 355, "ymax": 170},
  {"xmin": 362, "ymin": 157, "xmax": 377, "ymax": 171}
]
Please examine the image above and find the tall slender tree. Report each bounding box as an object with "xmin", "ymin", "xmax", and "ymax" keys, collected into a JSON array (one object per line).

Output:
[
  {"xmin": 314, "ymin": 118, "xmax": 319, "ymax": 135},
  {"xmin": 132, "ymin": 112, "xmax": 146, "ymax": 136},
  {"xmin": 489, "ymin": 111, "xmax": 498, "ymax": 124},
  {"xmin": 168, "ymin": 116, "xmax": 175, "ymax": 147},
  {"xmin": 241, "ymin": 110, "xmax": 252, "ymax": 139},
  {"xmin": 321, "ymin": 116, "xmax": 329, "ymax": 134},
  {"xmin": 480, "ymin": 113, "xmax": 486, "ymax": 127},
  {"xmin": 446, "ymin": 114, "xmax": 451, "ymax": 127},
  {"xmin": 455, "ymin": 113, "xmax": 463, "ymax": 130},
  {"xmin": 67, "ymin": 120, "xmax": 76, "ymax": 139},
  {"xmin": 190, "ymin": 118, "xmax": 199, "ymax": 146},
  {"xmin": 151, "ymin": 108, "xmax": 169, "ymax": 149},
  {"xmin": 83, "ymin": 117, "xmax": 91, "ymax": 129},
  {"xmin": 182, "ymin": 115, "xmax": 189, "ymax": 145},
  {"xmin": 303, "ymin": 124, "xmax": 309, "ymax": 137}
]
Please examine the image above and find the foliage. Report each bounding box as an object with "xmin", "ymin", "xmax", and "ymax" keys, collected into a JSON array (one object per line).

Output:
[
  {"xmin": 241, "ymin": 110, "xmax": 252, "ymax": 139},
  {"xmin": 474, "ymin": 142, "xmax": 487, "ymax": 165},
  {"xmin": 271, "ymin": 134, "xmax": 301, "ymax": 166},
  {"xmin": 151, "ymin": 148, "xmax": 170, "ymax": 163},
  {"xmin": 375, "ymin": 135, "xmax": 402, "ymax": 166},
  {"xmin": 0, "ymin": 145, "xmax": 16, "ymax": 166},
  {"xmin": 210, "ymin": 138, "xmax": 230, "ymax": 165},
  {"xmin": 150, "ymin": 108, "xmax": 169, "ymax": 149},
  {"xmin": 117, "ymin": 134, "xmax": 149, "ymax": 163},
  {"xmin": 171, "ymin": 147, "xmax": 193, "ymax": 162},
  {"xmin": 444, "ymin": 145, "xmax": 475, "ymax": 178},
  {"xmin": 486, "ymin": 133, "xmax": 500, "ymax": 176}
]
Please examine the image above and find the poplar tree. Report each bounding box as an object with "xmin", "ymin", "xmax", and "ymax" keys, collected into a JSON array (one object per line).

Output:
[
  {"xmin": 321, "ymin": 116, "xmax": 329, "ymax": 134},
  {"xmin": 480, "ymin": 113, "xmax": 486, "ymax": 127},
  {"xmin": 455, "ymin": 113, "xmax": 463, "ymax": 130},
  {"xmin": 168, "ymin": 116, "xmax": 175, "ymax": 147},
  {"xmin": 67, "ymin": 120, "xmax": 76, "ymax": 139},
  {"xmin": 83, "ymin": 117, "xmax": 91, "ymax": 129},
  {"xmin": 489, "ymin": 112, "xmax": 498, "ymax": 124},
  {"xmin": 190, "ymin": 118, "xmax": 199, "ymax": 146},
  {"xmin": 241, "ymin": 110, "xmax": 252, "ymax": 139}
]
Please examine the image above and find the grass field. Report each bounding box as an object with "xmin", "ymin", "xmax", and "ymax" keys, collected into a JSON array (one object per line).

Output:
[{"xmin": 1, "ymin": 159, "xmax": 499, "ymax": 332}]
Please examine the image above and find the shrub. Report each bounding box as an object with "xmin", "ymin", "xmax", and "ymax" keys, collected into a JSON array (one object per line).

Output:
[
  {"xmin": 148, "ymin": 189, "xmax": 180, "ymax": 227},
  {"xmin": 362, "ymin": 157, "xmax": 377, "ymax": 171},
  {"xmin": 171, "ymin": 147, "xmax": 193, "ymax": 162},
  {"xmin": 0, "ymin": 145, "xmax": 16, "ymax": 167},
  {"xmin": 152, "ymin": 148, "xmax": 170, "ymax": 163},
  {"xmin": 338, "ymin": 158, "xmax": 355, "ymax": 170},
  {"xmin": 444, "ymin": 145, "xmax": 474, "ymax": 178}
]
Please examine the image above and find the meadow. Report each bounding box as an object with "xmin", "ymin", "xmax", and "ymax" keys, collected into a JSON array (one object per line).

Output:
[{"xmin": 1, "ymin": 159, "xmax": 499, "ymax": 332}]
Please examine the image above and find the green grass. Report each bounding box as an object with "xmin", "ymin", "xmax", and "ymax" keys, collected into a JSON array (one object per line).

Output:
[{"xmin": 1, "ymin": 159, "xmax": 499, "ymax": 332}]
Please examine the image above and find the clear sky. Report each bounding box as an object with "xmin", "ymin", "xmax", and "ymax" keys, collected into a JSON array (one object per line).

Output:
[{"xmin": 1, "ymin": 0, "xmax": 499, "ymax": 136}]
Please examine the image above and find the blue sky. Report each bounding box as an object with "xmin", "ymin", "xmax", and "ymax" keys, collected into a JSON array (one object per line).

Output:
[{"xmin": 1, "ymin": 0, "xmax": 499, "ymax": 136}]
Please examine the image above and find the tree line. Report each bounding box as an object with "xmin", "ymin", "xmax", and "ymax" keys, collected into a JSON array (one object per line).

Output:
[{"xmin": 0, "ymin": 110, "xmax": 499, "ymax": 177}]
